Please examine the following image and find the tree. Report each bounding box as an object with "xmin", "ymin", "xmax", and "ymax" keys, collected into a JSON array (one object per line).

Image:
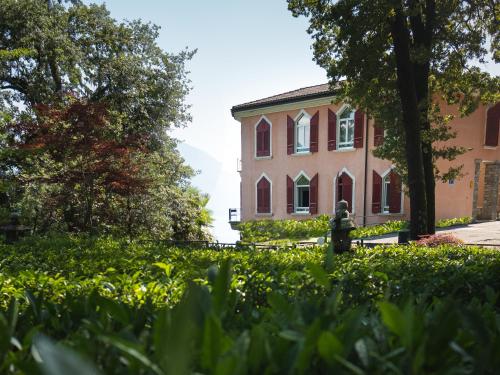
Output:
[
  {"xmin": 0, "ymin": 0, "xmax": 213, "ymax": 240},
  {"xmin": 288, "ymin": 0, "xmax": 499, "ymax": 239},
  {"xmin": 8, "ymin": 97, "xmax": 150, "ymax": 233}
]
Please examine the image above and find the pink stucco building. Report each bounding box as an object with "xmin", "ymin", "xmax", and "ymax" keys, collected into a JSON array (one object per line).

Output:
[{"xmin": 231, "ymin": 84, "xmax": 500, "ymax": 226}]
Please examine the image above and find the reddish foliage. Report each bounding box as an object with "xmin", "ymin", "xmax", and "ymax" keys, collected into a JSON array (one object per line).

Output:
[
  {"xmin": 11, "ymin": 98, "xmax": 150, "ymax": 196},
  {"xmin": 416, "ymin": 233, "xmax": 464, "ymax": 247}
]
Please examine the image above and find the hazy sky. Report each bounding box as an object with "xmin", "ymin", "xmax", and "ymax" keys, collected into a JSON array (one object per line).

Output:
[{"xmin": 89, "ymin": 1, "xmax": 498, "ymax": 242}]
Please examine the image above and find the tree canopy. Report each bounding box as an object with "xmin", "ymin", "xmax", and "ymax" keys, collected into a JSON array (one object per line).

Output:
[
  {"xmin": 0, "ymin": 0, "xmax": 212, "ymax": 240},
  {"xmin": 289, "ymin": 0, "xmax": 499, "ymax": 238}
]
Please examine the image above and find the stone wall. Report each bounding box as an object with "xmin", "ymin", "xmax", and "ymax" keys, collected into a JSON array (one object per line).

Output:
[{"xmin": 474, "ymin": 161, "xmax": 500, "ymax": 220}]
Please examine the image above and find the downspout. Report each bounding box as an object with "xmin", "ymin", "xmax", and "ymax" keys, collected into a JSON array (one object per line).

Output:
[{"xmin": 363, "ymin": 112, "xmax": 369, "ymax": 227}]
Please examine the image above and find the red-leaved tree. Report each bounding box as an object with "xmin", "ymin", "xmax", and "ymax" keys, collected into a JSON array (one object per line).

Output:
[{"xmin": 10, "ymin": 97, "xmax": 150, "ymax": 233}]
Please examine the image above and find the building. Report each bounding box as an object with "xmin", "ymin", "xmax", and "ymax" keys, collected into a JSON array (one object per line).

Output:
[{"xmin": 231, "ymin": 83, "xmax": 500, "ymax": 226}]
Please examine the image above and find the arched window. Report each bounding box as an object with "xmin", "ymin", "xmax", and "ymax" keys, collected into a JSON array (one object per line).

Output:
[
  {"xmin": 335, "ymin": 170, "xmax": 354, "ymax": 213},
  {"xmin": 256, "ymin": 176, "xmax": 271, "ymax": 213},
  {"xmin": 295, "ymin": 174, "xmax": 310, "ymax": 213},
  {"xmin": 295, "ymin": 113, "xmax": 310, "ymax": 153},
  {"xmin": 372, "ymin": 169, "xmax": 402, "ymax": 214},
  {"xmin": 338, "ymin": 108, "xmax": 355, "ymax": 149},
  {"xmin": 255, "ymin": 118, "xmax": 271, "ymax": 157}
]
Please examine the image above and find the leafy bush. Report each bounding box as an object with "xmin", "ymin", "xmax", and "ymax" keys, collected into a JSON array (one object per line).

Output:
[
  {"xmin": 436, "ymin": 216, "xmax": 472, "ymax": 228},
  {"xmin": 416, "ymin": 233, "xmax": 464, "ymax": 247},
  {"xmin": 238, "ymin": 216, "xmax": 472, "ymax": 242},
  {"xmin": 1, "ymin": 237, "xmax": 500, "ymax": 373},
  {"xmin": 237, "ymin": 215, "xmax": 330, "ymax": 242}
]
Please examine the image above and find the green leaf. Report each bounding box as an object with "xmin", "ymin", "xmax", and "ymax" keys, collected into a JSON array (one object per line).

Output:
[
  {"xmin": 317, "ymin": 331, "xmax": 343, "ymax": 366},
  {"xmin": 279, "ymin": 330, "xmax": 303, "ymax": 342},
  {"xmin": 201, "ymin": 314, "xmax": 223, "ymax": 371},
  {"xmin": 377, "ymin": 301, "xmax": 405, "ymax": 337},
  {"xmin": 33, "ymin": 335, "xmax": 103, "ymax": 375},
  {"xmin": 98, "ymin": 334, "xmax": 164, "ymax": 375},
  {"xmin": 212, "ymin": 260, "xmax": 232, "ymax": 317},
  {"xmin": 306, "ymin": 263, "xmax": 330, "ymax": 289},
  {"xmin": 153, "ymin": 262, "xmax": 174, "ymax": 277}
]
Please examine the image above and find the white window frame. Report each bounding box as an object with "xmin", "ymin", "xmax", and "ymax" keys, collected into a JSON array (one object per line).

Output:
[
  {"xmin": 380, "ymin": 167, "xmax": 404, "ymax": 214},
  {"xmin": 294, "ymin": 110, "xmax": 311, "ymax": 154},
  {"xmin": 254, "ymin": 115, "xmax": 272, "ymax": 159},
  {"xmin": 294, "ymin": 171, "xmax": 310, "ymax": 214},
  {"xmin": 255, "ymin": 173, "xmax": 272, "ymax": 215},
  {"xmin": 336, "ymin": 105, "xmax": 355, "ymax": 150},
  {"xmin": 333, "ymin": 168, "xmax": 356, "ymax": 214}
]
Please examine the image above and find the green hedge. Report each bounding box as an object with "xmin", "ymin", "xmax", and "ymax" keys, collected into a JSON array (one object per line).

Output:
[
  {"xmin": 0, "ymin": 236, "xmax": 499, "ymax": 374},
  {"xmin": 238, "ymin": 216, "xmax": 472, "ymax": 242}
]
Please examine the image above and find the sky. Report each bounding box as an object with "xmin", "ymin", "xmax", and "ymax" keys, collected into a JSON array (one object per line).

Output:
[
  {"xmin": 88, "ymin": 0, "xmax": 327, "ymax": 242},
  {"xmin": 88, "ymin": 1, "xmax": 498, "ymax": 242}
]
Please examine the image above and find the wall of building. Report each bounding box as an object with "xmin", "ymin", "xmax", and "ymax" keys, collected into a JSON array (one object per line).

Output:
[{"xmin": 238, "ymin": 100, "xmax": 499, "ymax": 225}]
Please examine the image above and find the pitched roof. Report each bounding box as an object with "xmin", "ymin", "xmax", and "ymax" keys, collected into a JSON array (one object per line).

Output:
[{"xmin": 231, "ymin": 83, "xmax": 336, "ymax": 116}]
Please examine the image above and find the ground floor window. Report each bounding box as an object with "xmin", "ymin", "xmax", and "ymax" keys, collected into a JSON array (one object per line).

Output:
[
  {"xmin": 382, "ymin": 174, "xmax": 391, "ymax": 213},
  {"xmin": 256, "ymin": 176, "xmax": 271, "ymax": 213},
  {"xmin": 295, "ymin": 175, "xmax": 310, "ymax": 213},
  {"xmin": 336, "ymin": 170, "xmax": 354, "ymax": 212}
]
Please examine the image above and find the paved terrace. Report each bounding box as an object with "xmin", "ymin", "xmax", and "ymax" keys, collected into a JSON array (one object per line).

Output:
[{"xmin": 364, "ymin": 221, "xmax": 500, "ymax": 246}]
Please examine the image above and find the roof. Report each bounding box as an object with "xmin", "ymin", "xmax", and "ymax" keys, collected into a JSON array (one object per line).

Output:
[{"xmin": 231, "ymin": 83, "xmax": 337, "ymax": 116}]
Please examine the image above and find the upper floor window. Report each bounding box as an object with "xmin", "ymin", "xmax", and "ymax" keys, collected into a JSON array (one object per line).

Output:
[
  {"xmin": 338, "ymin": 108, "xmax": 355, "ymax": 149},
  {"xmin": 287, "ymin": 110, "xmax": 319, "ymax": 155},
  {"xmin": 255, "ymin": 117, "xmax": 271, "ymax": 157},
  {"xmin": 295, "ymin": 113, "xmax": 310, "ymax": 153}
]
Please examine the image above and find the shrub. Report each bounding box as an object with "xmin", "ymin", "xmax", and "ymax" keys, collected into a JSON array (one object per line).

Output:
[{"xmin": 416, "ymin": 233, "xmax": 464, "ymax": 247}]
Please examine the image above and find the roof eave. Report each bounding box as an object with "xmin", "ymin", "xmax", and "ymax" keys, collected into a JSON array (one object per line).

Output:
[{"xmin": 231, "ymin": 90, "xmax": 338, "ymax": 120}]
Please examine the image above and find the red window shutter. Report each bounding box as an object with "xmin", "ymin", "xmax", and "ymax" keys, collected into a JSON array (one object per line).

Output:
[
  {"xmin": 485, "ymin": 103, "xmax": 500, "ymax": 147},
  {"xmin": 389, "ymin": 171, "xmax": 402, "ymax": 213},
  {"xmin": 341, "ymin": 172, "xmax": 353, "ymax": 213},
  {"xmin": 374, "ymin": 123, "xmax": 384, "ymax": 146},
  {"xmin": 256, "ymin": 119, "xmax": 270, "ymax": 157},
  {"xmin": 354, "ymin": 110, "xmax": 364, "ymax": 148},
  {"xmin": 310, "ymin": 111, "xmax": 319, "ymax": 153},
  {"xmin": 310, "ymin": 173, "xmax": 319, "ymax": 214},
  {"xmin": 257, "ymin": 177, "xmax": 271, "ymax": 213},
  {"xmin": 286, "ymin": 175, "xmax": 294, "ymax": 213},
  {"xmin": 328, "ymin": 109, "xmax": 337, "ymax": 151},
  {"xmin": 287, "ymin": 116, "xmax": 294, "ymax": 155},
  {"xmin": 372, "ymin": 170, "xmax": 382, "ymax": 214}
]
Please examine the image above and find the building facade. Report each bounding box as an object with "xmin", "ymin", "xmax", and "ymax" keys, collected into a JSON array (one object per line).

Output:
[{"xmin": 231, "ymin": 84, "xmax": 500, "ymax": 226}]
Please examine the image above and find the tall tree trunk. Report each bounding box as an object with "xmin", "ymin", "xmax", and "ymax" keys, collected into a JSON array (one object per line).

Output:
[
  {"xmin": 411, "ymin": 0, "xmax": 436, "ymax": 234},
  {"xmin": 391, "ymin": 7, "xmax": 428, "ymax": 239}
]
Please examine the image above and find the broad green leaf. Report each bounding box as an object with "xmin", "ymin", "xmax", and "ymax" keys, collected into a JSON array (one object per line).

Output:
[
  {"xmin": 33, "ymin": 335, "xmax": 102, "ymax": 375},
  {"xmin": 377, "ymin": 301, "xmax": 405, "ymax": 338},
  {"xmin": 98, "ymin": 334, "xmax": 164, "ymax": 375},
  {"xmin": 317, "ymin": 331, "xmax": 343, "ymax": 366}
]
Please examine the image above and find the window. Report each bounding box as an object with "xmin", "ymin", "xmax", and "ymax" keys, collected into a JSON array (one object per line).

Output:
[
  {"xmin": 255, "ymin": 118, "xmax": 271, "ymax": 157},
  {"xmin": 373, "ymin": 169, "xmax": 402, "ymax": 214},
  {"xmin": 295, "ymin": 175, "xmax": 310, "ymax": 213},
  {"xmin": 335, "ymin": 170, "xmax": 354, "ymax": 213},
  {"xmin": 382, "ymin": 174, "xmax": 391, "ymax": 213},
  {"xmin": 295, "ymin": 113, "xmax": 310, "ymax": 153},
  {"xmin": 256, "ymin": 176, "xmax": 271, "ymax": 213},
  {"xmin": 338, "ymin": 108, "xmax": 355, "ymax": 149}
]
